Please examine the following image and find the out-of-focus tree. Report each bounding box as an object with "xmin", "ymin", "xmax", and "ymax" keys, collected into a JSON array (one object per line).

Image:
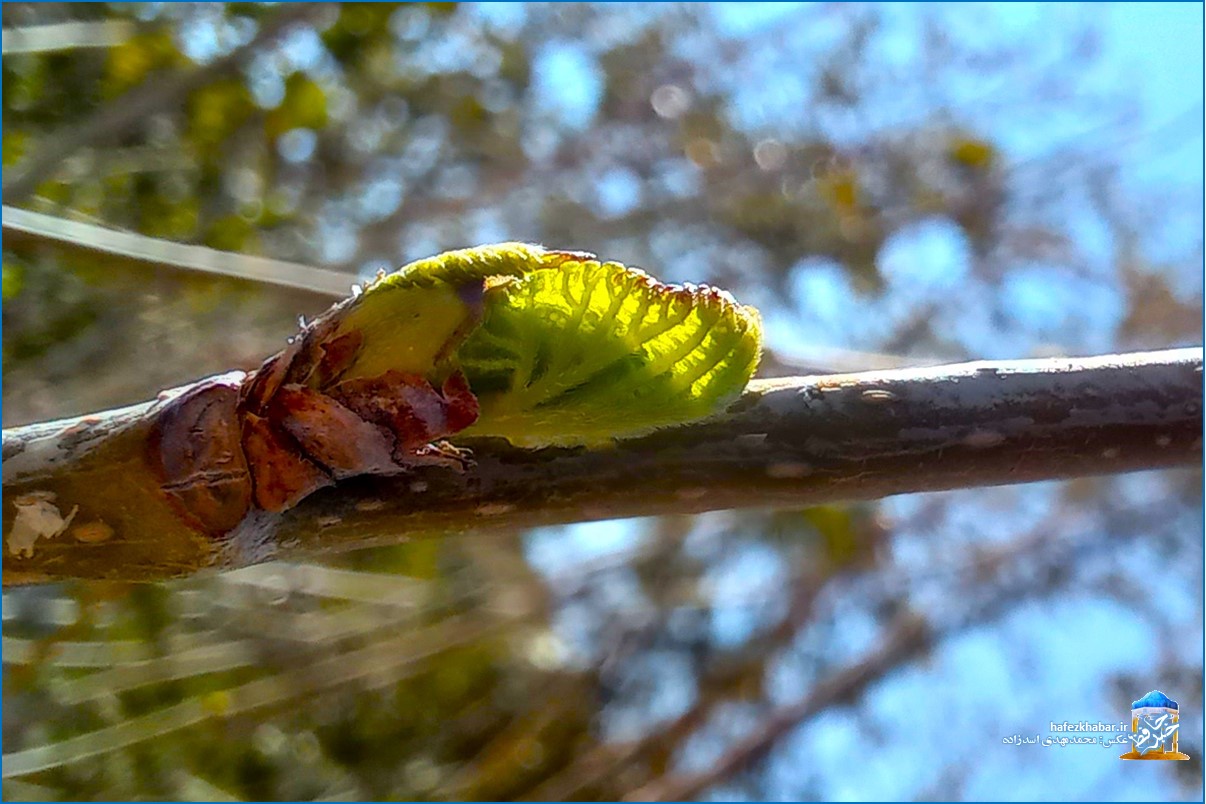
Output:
[{"xmin": 3, "ymin": 3, "xmax": 1201, "ymax": 801}]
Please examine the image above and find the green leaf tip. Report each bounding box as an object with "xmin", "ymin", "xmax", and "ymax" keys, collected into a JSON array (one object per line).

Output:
[{"xmin": 455, "ymin": 256, "xmax": 762, "ymax": 447}]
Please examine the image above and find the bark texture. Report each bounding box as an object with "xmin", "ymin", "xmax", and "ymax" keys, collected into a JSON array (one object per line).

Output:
[{"xmin": 4, "ymin": 347, "xmax": 1201, "ymax": 585}]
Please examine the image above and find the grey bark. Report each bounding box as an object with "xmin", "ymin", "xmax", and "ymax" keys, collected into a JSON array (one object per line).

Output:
[{"xmin": 4, "ymin": 347, "xmax": 1200, "ymax": 584}]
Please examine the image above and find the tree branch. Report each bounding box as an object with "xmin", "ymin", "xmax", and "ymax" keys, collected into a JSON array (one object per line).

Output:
[
  {"xmin": 2, "ymin": 20, "xmax": 137, "ymax": 55},
  {"xmin": 625, "ymin": 610, "xmax": 933, "ymax": 801},
  {"xmin": 3, "ymin": 347, "xmax": 1201, "ymax": 585},
  {"xmin": 623, "ymin": 494, "xmax": 1175, "ymax": 801}
]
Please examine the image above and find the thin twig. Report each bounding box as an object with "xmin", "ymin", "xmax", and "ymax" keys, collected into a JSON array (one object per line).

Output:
[
  {"xmin": 625, "ymin": 610, "xmax": 933, "ymax": 801},
  {"xmin": 2, "ymin": 20, "xmax": 136, "ymax": 54},
  {"xmin": 626, "ymin": 496, "xmax": 1181, "ymax": 800},
  {"xmin": 2, "ymin": 205, "xmax": 352, "ymax": 298},
  {"xmin": 1, "ymin": 614, "xmax": 502, "ymax": 778}
]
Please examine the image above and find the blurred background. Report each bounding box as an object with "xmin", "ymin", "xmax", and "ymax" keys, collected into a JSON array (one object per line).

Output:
[{"xmin": 2, "ymin": 2, "xmax": 1202, "ymax": 800}]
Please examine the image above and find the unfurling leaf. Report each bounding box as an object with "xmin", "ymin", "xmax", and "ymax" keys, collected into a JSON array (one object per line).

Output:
[
  {"xmin": 332, "ymin": 244, "xmax": 761, "ymax": 447},
  {"xmin": 457, "ymin": 259, "xmax": 762, "ymax": 446}
]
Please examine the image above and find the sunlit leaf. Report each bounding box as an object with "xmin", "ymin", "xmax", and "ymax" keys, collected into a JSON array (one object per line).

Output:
[
  {"xmin": 457, "ymin": 259, "xmax": 762, "ymax": 446},
  {"xmin": 306, "ymin": 245, "xmax": 761, "ymax": 448}
]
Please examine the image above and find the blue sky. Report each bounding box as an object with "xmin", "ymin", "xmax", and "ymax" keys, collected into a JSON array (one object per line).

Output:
[{"xmin": 520, "ymin": 4, "xmax": 1203, "ymax": 800}]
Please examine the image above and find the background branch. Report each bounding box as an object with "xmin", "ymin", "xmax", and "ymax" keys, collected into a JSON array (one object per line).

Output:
[
  {"xmin": 1, "ymin": 207, "xmax": 914, "ymax": 375},
  {"xmin": 1, "ymin": 20, "xmax": 137, "ymax": 54},
  {"xmin": 626, "ymin": 610, "xmax": 933, "ymax": 801},
  {"xmin": 1, "ymin": 205, "xmax": 353, "ymax": 298},
  {"xmin": 1, "ymin": 4, "xmax": 327, "ymax": 204}
]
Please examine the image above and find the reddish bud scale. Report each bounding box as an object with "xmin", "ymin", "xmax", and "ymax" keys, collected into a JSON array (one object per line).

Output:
[
  {"xmin": 271, "ymin": 385, "xmax": 398, "ymax": 479},
  {"xmin": 241, "ymin": 410, "xmax": 333, "ymax": 513},
  {"xmin": 329, "ymin": 371, "xmax": 480, "ymax": 454},
  {"xmin": 146, "ymin": 375, "xmax": 253, "ymax": 536},
  {"xmin": 149, "ymin": 307, "xmax": 481, "ymax": 534}
]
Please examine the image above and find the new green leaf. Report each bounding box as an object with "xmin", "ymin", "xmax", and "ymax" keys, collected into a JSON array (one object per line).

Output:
[{"xmin": 456, "ymin": 258, "xmax": 762, "ymax": 447}]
